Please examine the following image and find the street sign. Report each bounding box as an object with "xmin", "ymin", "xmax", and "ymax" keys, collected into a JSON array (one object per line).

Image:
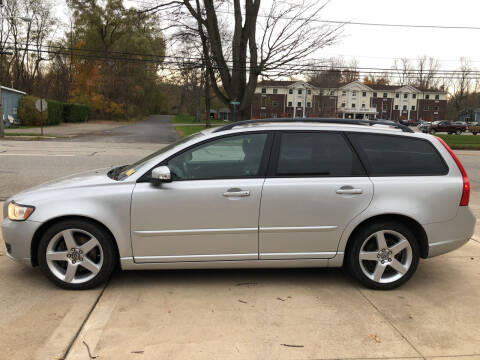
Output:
[
  {"xmin": 230, "ymin": 100, "xmax": 240, "ymax": 105},
  {"xmin": 35, "ymin": 98, "xmax": 48, "ymax": 112}
]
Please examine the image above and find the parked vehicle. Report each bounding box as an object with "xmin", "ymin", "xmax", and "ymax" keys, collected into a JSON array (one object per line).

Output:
[
  {"xmin": 468, "ymin": 122, "xmax": 480, "ymax": 135},
  {"xmin": 2, "ymin": 118, "xmax": 475, "ymax": 290},
  {"xmin": 418, "ymin": 121, "xmax": 435, "ymax": 133},
  {"xmin": 429, "ymin": 120, "xmax": 466, "ymax": 135}
]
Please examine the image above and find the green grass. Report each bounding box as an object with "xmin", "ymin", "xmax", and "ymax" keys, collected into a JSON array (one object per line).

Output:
[
  {"xmin": 436, "ymin": 134, "xmax": 480, "ymax": 150},
  {"xmin": 171, "ymin": 114, "xmax": 231, "ymax": 124},
  {"xmin": 174, "ymin": 125, "xmax": 222, "ymax": 138}
]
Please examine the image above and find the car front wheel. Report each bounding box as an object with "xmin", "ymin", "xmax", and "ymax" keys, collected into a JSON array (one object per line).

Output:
[
  {"xmin": 346, "ymin": 221, "xmax": 419, "ymax": 290},
  {"xmin": 455, "ymin": 129, "xmax": 462, "ymax": 135},
  {"xmin": 38, "ymin": 219, "xmax": 116, "ymax": 290}
]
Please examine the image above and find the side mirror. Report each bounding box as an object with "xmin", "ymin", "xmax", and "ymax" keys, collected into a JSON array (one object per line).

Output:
[{"xmin": 151, "ymin": 166, "xmax": 172, "ymax": 184}]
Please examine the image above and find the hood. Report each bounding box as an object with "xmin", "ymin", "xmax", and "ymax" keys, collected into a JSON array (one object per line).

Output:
[{"xmin": 10, "ymin": 168, "xmax": 117, "ymax": 203}]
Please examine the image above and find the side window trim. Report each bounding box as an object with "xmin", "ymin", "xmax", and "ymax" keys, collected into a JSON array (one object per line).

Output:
[
  {"xmin": 267, "ymin": 130, "xmax": 367, "ymax": 178},
  {"xmin": 346, "ymin": 132, "xmax": 449, "ymax": 177},
  {"xmin": 138, "ymin": 131, "xmax": 274, "ymax": 182}
]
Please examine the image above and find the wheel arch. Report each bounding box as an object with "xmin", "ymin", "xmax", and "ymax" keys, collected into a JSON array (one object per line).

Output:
[
  {"xmin": 343, "ymin": 214, "xmax": 429, "ymax": 263},
  {"xmin": 30, "ymin": 215, "xmax": 120, "ymax": 267}
]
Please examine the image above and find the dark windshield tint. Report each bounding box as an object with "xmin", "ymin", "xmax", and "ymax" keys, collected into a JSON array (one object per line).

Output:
[
  {"xmin": 276, "ymin": 132, "xmax": 365, "ymax": 177},
  {"xmin": 348, "ymin": 133, "xmax": 448, "ymax": 176}
]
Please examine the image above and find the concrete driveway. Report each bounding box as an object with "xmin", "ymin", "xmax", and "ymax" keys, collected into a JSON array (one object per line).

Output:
[{"xmin": 1, "ymin": 141, "xmax": 480, "ymax": 360}]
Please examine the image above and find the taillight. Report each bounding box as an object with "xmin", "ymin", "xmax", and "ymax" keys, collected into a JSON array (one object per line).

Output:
[{"xmin": 436, "ymin": 136, "xmax": 470, "ymax": 206}]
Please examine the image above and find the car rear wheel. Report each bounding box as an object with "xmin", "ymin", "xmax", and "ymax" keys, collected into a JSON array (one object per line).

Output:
[
  {"xmin": 38, "ymin": 219, "xmax": 116, "ymax": 290},
  {"xmin": 346, "ymin": 221, "xmax": 419, "ymax": 290},
  {"xmin": 473, "ymin": 132, "xmax": 477, "ymax": 135},
  {"xmin": 455, "ymin": 129, "xmax": 462, "ymax": 135}
]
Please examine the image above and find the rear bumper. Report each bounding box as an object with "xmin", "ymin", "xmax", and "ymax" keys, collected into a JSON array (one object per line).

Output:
[
  {"xmin": 424, "ymin": 206, "xmax": 476, "ymax": 258},
  {"xmin": 1, "ymin": 217, "xmax": 41, "ymax": 266}
]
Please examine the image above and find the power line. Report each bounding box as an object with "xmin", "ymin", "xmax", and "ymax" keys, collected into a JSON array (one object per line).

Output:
[
  {"xmin": 4, "ymin": 45, "xmax": 480, "ymax": 81},
  {"xmin": 5, "ymin": 42, "xmax": 480, "ymax": 76},
  {"xmin": 130, "ymin": 0, "xmax": 480, "ymax": 31}
]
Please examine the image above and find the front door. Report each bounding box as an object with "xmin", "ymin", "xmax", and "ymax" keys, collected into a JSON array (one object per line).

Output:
[
  {"xmin": 131, "ymin": 132, "xmax": 271, "ymax": 263},
  {"xmin": 259, "ymin": 131, "xmax": 373, "ymax": 259}
]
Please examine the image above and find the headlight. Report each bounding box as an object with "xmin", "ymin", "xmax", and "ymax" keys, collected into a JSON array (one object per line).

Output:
[{"xmin": 7, "ymin": 202, "xmax": 35, "ymax": 221}]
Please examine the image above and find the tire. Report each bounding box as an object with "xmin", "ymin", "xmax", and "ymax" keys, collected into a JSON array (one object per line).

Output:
[
  {"xmin": 38, "ymin": 219, "xmax": 116, "ymax": 290},
  {"xmin": 346, "ymin": 221, "xmax": 420, "ymax": 290},
  {"xmin": 455, "ymin": 129, "xmax": 462, "ymax": 135},
  {"xmin": 473, "ymin": 132, "xmax": 477, "ymax": 136},
  {"xmin": 430, "ymin": 129, "xmax": 436, "ymax": 134}
]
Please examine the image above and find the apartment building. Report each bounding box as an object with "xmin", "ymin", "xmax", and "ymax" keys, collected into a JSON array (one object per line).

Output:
[{"xmin": 251, "ymin": 80, "xmax": 447, "ymax": 122}]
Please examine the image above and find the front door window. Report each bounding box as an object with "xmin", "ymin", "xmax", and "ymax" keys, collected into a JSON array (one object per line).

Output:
[{"xmin": 167, "ymin": 133, "xmax": 268, "ymax": 180}]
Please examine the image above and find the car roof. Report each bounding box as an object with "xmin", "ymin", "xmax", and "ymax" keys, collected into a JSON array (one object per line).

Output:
[
  {"xmin": 209, "ymin": 118, "xmax": 415, "ymax": 135},
  {"xmin": 205, "ymin": 119, "xmax": 427, "ymax": 138}
]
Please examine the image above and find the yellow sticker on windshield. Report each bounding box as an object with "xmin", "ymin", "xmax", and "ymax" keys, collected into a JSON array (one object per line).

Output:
[{"xmin": 125, "ymin": 168, "xmax": 136, "ymax": 176}]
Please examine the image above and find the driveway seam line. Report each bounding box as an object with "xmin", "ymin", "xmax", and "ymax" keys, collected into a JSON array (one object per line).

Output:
[
  {"xmin": 356, "ymin": 288, "xmax": 426, "ymax": 360},
  {"xmin": 62, "ymin": 280, "xmax": 109, "ymax": 359}
]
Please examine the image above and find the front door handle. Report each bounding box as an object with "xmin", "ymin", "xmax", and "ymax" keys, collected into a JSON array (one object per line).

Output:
[
  {"xmin": 223, "ymin": 189, "xmax": 250, "ymax": 197},
  {"xmin": 336, "ymin": 187, "xmax": 363, "ymax": 195}
]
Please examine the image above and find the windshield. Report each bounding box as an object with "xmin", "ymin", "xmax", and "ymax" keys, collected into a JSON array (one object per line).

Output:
[{"xmin": 115, "ymin": 132, "xmax": 205, "ymax": 180}]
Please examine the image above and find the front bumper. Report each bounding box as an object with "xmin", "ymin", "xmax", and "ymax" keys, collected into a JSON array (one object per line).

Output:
[
  {"xmin": 424, "ymin": 206, "xmax": 476, "ymax": 258},
  {"xmin": 1, "ymin": 217, "xmax": 42, "ymax": 266}
]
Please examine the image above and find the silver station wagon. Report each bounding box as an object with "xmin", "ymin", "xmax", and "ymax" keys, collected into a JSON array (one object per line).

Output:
[{"xmin": 2, "ymin": 119, "xmax": 475, "ymax": 290}]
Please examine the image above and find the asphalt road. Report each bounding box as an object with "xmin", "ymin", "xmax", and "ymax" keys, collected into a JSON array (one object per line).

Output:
[{"xmin": 62, "ymin": 114, "xmax": 179, "ymax": 143}]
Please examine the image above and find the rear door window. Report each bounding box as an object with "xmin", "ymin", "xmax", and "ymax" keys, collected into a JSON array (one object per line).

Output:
[
  {"xmin": 348, "ymin": 133, "xmax": 448, "ymax": 176},
  {"xmin": 275, "ymin": 132, "xmax": 365, "ymax": 177}
]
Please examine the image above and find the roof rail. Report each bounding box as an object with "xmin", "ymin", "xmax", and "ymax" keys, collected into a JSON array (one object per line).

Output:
[{"xmin": 213, "ymin": 118, "xmax": 414, "ymax": 133}]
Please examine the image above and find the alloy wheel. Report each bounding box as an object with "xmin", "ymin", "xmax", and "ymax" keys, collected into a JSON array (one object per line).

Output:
[
  {"xmin": 358, "ymin": 230, "xmax": 413, "ymax": 284},
  {"xmin": 46, "ymin": 228, "xmax": 104, "ymax": 284}
]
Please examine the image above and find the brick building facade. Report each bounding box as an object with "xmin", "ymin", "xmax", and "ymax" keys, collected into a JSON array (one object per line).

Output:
[{"xmin": 251, "ymin": 80, "xmax": 447, "ymax": 122}]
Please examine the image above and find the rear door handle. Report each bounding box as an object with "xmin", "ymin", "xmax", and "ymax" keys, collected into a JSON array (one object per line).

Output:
[
  {"xmin": 336, "ymin": 188, "xmax": 363, "ymax": 195},
  {"xmin": 223, "ymin": 189, "xmax": 250, "ymax": 197}
]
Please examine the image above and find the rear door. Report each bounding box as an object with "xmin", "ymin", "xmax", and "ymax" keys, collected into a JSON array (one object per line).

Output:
[
  {"xmin": 258, "ymin": 131, "xmax": 373, "ymax": 259},
  {"xmin": 347, "ymin": 133, "xmax": 458, "ymax": 224}
]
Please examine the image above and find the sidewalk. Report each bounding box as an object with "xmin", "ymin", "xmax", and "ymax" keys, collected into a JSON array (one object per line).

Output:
[{"xmin": 4, "ymin": 120, "xmax": 134, "ymax": 138}]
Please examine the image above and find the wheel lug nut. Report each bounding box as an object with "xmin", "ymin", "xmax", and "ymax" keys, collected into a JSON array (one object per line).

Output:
[
  {"xmin": 67, "ymin": 254, "xmax": 71, "ymax": 258},
  {"xmin": 388, "ymin": 258, "xmax": 392, "ymax": 262},
  {"xmin": 381, "ymin": 260, "xmax": 385, "ymax": 264},
  {"xmin": 79, "ymin": 250, "xmax": 83, "ymax": 254}
]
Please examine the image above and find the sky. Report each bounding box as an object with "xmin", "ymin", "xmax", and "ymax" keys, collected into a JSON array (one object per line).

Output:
[
  {"xmin": 53, "ymin": 0, "xmax": 480, "ymax": 72},
  {"xmin": 315, "ymin": 0, "xmax": 480, "ymax": 71}
]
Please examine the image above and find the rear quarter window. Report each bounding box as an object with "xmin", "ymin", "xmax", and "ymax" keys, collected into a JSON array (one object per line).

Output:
[{"xmin": 348, "ymin": 133, "xmax": 448, "ymax": 176}]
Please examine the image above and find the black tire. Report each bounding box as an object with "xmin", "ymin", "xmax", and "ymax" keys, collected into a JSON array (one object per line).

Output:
[
  {"xmin": 430, "ymin": 129, "xmax": 436, "ymax": 134},
  {"xmin": 473, "ymin": 132, "xmax": 477, "ymax": 135},
  {"xmin": 38, "ymin": 219, "xmax": 117, "ymax": 290},
  {"xmin": 455, "ymin": 129, "xmax": 462, "ymax": 135},
  {"xmin": 346, "ymin": 221, "xmax": 420, "ymax": 290}
]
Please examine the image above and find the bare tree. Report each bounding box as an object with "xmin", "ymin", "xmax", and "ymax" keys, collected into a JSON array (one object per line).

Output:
[
  {"xmin": 450, "ymin": 57, "xmax": 473, "ymax": 116},
  {"xmin": 307, "ymin": 57, "xmax": 358, "ymax": 87},
  {"xmin": 414, "ymin": 56, "xmax": 440, "ymax": 90},
  {"xmin": 1, "ymin": 0, "xmax": 57, "ymax": 93},
  {"xmin": 393, "ymin": 57, "xmax": 412, "ymax": 86},
  {"xmin": 147, "ymin": 0, "xmax": 340, "ymax": 120}
]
